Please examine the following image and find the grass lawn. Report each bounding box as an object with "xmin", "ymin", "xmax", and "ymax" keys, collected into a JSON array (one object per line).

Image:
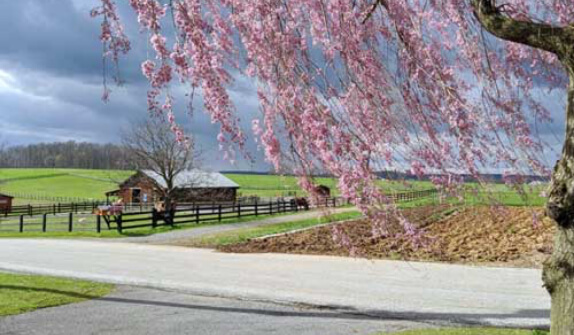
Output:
[
  {"xmin": 381, "ymin": 328, "xmax": 548, "ymax": 335},
  {"xmin": 185, "ymin": 210, "xmax": 362, "ymax": 247},
  {"xmin": 0, "ymin": 272, "xmax": 114, "ymax": 316}
]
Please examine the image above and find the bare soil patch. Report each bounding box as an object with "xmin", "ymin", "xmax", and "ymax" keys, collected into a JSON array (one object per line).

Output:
[{"xmin": 220, "ymin": 206, "xmax": 555, "ymax": 268}]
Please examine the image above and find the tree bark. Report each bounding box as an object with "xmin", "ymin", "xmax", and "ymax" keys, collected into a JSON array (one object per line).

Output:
[
  {"xmin": 544, "ymin": 70, "xmax": 574, "ymax": 335},
  {"xmin": 471, "ymin": 1, "xmax": 574, "ymax": 333}
]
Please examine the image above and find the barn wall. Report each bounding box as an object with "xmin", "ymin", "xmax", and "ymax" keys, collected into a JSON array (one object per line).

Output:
[
  {"xmin": 116, "ymin": 172, "xmax": 238, "ymax": 204},
  {"xmin": 117, "ymin": 173, "xmax": 159, "ymax": 204},
  {"xmin": 0, "ymin": 196, "xmax": 12, "ymax": 212}
]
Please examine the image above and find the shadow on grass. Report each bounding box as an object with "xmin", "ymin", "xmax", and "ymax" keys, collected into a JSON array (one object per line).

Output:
[{"xmin": 0, "ymin": 285, "xmax": 550, "ymax": 330}]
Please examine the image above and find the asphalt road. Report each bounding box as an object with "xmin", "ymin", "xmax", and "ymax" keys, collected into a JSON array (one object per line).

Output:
[
  {"xmin": 0, "ymin": 286, "xmax": 427, "ymax": 335},
  {"xmin": 0, "ymin": 239, "xmax": 550, "ymax": 329}
]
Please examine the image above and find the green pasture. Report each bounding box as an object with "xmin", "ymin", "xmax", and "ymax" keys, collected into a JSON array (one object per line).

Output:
[
  {"xmin": 0, "ymin": 168, "xmax": 547, "ymax": 207},
  {"xmin": 0, "ymin": 169, "xmax": 132, "ymax": 205},
  {"xmin": 228, "ymin": 173, "xmax": 436, "ymax": 197}
]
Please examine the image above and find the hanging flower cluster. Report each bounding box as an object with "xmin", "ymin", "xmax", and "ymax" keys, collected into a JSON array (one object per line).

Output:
[{"xmin": 92, "ymin": 0, "xmax": 567, "ymax": 238}]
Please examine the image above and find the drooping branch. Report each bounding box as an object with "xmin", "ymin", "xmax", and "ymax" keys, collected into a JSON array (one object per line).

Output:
[{"xmin": 471, "ymin": 0, "xmax": 574, "ymax": 60}]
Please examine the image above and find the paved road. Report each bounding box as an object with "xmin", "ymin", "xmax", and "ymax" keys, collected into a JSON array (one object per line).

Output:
[
  {"xmin": 121, "ymin": 207, "xmax": 357, "ymax": 244},
  {"xmin": 0, "ymin": 286, "xmax": 427, "ymax": 335},
  {"xmin": 0, "ymin": 239, "xmax": 550, "ymax": 329}
]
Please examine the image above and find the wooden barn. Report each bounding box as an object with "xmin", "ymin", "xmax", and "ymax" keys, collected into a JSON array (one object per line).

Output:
[
  {"xmin": 0, "ymin": 193, "xmax": 13, "ymax": 213},
  {"xmin": 107, "ymin": 169, "xmax": 240, "ymax": 204}
]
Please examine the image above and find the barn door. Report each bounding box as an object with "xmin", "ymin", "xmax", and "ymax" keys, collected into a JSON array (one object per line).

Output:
[{"xmin": 131, "ymin": 188, "xmax": 142, "ymax": 204}]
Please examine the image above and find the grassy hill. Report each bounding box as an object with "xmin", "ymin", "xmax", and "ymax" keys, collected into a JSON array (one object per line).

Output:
[
  {"xmin": 0, "ymin": 168, "xmax": 546, "ymax": 206},
  {"xmin": 0, "ymin": 169, "xmax": 132, "ymax": 205}
]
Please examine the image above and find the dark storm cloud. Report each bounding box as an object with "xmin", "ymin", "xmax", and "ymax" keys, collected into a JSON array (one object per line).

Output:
[
  {"xmin": 0, "ymin": 0, "xmax": 147, "ymax": 82},
  {"xmin": 0, "ymin": 0, "xmax": 268, "ymax": 170}
]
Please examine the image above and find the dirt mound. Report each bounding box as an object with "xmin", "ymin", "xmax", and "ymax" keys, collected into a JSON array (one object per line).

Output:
[{"xmin": 220, "ymin": 206, "xmax": 555, "ymax": 267}]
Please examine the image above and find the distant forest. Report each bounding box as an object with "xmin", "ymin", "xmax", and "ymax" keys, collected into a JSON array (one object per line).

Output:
[{"xmin": 0, "ymin": 141, "xmax": 135, "ymax": 170}]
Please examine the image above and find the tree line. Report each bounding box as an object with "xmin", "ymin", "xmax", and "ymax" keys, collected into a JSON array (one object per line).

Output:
[{"xmin": 0, "ymin": 141, "xmax": 135, "ymax": 170}]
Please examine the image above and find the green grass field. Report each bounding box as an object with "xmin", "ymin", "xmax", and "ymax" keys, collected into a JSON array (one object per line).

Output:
[
  {"xmin": 0, "ymin": 169, "xmax": 132, "ymax": 205},
  {"xmin": 228, "ymin": 173, "xmax": 438, "ymax": 197},
  {"xmin": 0, "ymin": 272, "xmax": 113, "ymax": 316},
  {"xmin": 0, "ymin": 168, "xmax": 547, "ymax": 207}
]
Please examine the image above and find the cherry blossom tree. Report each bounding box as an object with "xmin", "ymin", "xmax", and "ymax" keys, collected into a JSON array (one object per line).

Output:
[{"xmin": 92, "ymin": 0, "xmax": 574, "ymax": 332}]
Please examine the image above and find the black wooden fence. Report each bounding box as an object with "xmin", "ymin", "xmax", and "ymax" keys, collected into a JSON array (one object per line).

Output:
[
  {"xmin": 388, "ymin": 189, "xmax": 438, "ymax": 202},
  {"xmin": 2, "ymin": 189, "xmax": 438, "ymax": 218},
  {"xmin": 4, "ymin": 201, "xmax": 104, "ymax": 217},
  {"xmin": 0, "ymin": 190, "xmax": 106, "ymax": 204},
  {"xmin": 112, "ymin": 198, "xmax": 318, "ymax": 233},
  {"xmin": 0, "ymin": 198, "xmax": 347, "ymax": 234}
]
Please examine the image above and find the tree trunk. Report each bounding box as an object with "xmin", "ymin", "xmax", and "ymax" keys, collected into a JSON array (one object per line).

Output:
[
  {"xmin": 544, "ymin": 70, "xmax": 574, "ymax": 335},
  {"xmin": 543, "ymin": 228, "xmax": 574, "ymax": 335},
  {"xmin": 164, "ymin": 189, "xmax": 174, "ymax": 226}
]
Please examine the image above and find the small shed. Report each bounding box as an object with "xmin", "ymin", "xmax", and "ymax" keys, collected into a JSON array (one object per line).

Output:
[
  {"xmin": 109, "ymin": 169, "xmax": 240, "ymax": 204},
  {"xmin": 0, "ymin": 193, "xmax": 14, "ymax": 213}
]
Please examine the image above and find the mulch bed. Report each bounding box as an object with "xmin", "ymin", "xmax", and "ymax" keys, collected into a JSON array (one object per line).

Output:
[{"xmin": 219, "ymin": 206, "xmax": 555, "ymax": 268}]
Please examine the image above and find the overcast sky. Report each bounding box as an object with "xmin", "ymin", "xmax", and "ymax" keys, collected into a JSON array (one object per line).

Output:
[
  {"xmin": 0, "ymin": 0, "xmax": 567, "ymax": 173},
  {"xmin": 0, "ymin": 0, "xmax": 268, "ymax": 171}
]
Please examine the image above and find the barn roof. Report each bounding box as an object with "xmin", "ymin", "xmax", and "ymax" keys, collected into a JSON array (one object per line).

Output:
[
  {"xmin": 141, "ymin": 169, "xmax": 240, "ymax": 189},
  {"xmin": 0, "ymin": 193, "xmax": 13, "ymax": 198}
]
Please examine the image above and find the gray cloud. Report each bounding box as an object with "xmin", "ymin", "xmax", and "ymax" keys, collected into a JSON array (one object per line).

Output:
[
  {"xmin": 0, "ymin": 0, "xmax": 268, "ymax": 171},
  {"xmin": 0, "ymin": 0, "xmax": 565, "ymax": 172}
]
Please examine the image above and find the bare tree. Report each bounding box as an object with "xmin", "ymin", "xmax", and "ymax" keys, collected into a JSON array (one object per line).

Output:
[{"xmin": 122, "ymin": 118, "xmax": 200, "ymax": 210}]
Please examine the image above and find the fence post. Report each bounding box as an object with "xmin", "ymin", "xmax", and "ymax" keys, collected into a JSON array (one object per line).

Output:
[
  {"xmin": 58, "ymin": 203, "xmax": 61, "ymax": 213},
  {"xmin": 53, "ymin": 204, "xmax": 56, "ymax": 215},
  {"xmin": 117, "ymin": 214, "xmax": 123, "ymax": 233},
  {"xmin": 42, "ymin": 214, "xmax": 47, "ymax": 232},
  {"xmin": 196, "ymin": 206, "xmax": 200, "ymax": 224},
  {"xmin": 255, "ymin": 200, "xmax": 258, "ymax": 216},
  {"xmin": 97, "ymin": 215, "xmax": 101, "ymax": 233},
  {"xmin": 218, "ymin": 204, "xmax": 222, "ymax": 222},
  {"xmin": 28, "ymin": 204, "xmax": 32, "ymax": 217},
  {"xmin": 152, "ymin": 209, "xmax": 158, "ymax": 228},
  {"xmin": 237, "ymin": 203, "xmax": 241, "ymax": 218},
  {"xmin": 19, "ymin": 215, "xmax": 24, "ymax": 233},
  {"xmin": 269, "ymin": 202, "xmax": 273, "ymax": 215},
  {"xmin": 68, "ymin": 213, "xmax": 73, "ymax": 232}
]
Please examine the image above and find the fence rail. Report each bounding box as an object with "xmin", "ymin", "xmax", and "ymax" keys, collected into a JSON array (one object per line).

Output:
[
  {"xmin": 4, "ymin": 201, "xmax": 105, "ymax": 217},
  {"xmin": 0, "ymin": 197, "xmax": 348, "ymax": 234},
  {"xmin": 2, "ymin": 188, "xmax": 438, "ymax": 218},
  {"xmin": 1, "ymin": 190, "xmax": 106, "ymax": 204},
  {"xmin": 387, "ymin": 189, "xmax": 438, "ymax": 202}
]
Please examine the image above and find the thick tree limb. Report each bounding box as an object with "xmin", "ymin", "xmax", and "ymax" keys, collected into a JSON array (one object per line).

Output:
[{"xmin": 471, "ymin": 0, "xmax": 574, "ymax": 60}]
